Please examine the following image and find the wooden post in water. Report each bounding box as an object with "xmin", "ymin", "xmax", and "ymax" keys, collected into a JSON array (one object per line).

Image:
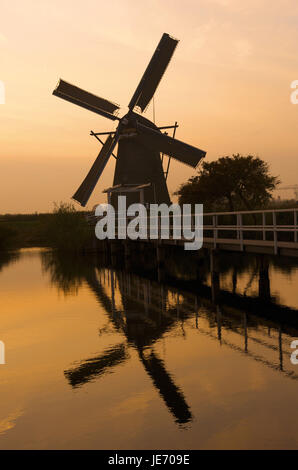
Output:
[
  {"xmin": 123, "ymin": 240, "xmax": 131, "ymax": 270},
  {"xmin": 110, "ymin": 240, "xmax": 119, "ymax": 267},
  {"xmin": 258, "ymin": 255, "xmax": 271, "ymax": 300},
  {"xmin": 210, "ymin": 249, "xmax": 220, "ymax": 304},
  {"xmin": 156, "ymin": 243, "xmax": 166, "ymax": 282},
  {"xmin": 138, "ymin": 241, "xmax": 146, "ymax": 267}
]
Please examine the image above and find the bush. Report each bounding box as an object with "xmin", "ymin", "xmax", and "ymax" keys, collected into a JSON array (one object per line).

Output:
[
  {"xmin": 0, "ymin": 224, "xmax": 17, "ymax": 250},
  {"xmin": 45, "ymin": 202, "xmax": 92, "ymax": 252}
]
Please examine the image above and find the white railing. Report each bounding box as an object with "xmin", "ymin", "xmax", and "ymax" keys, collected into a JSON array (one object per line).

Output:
[{"xmin": 203, "ymin": 207, "xmax": 298, "ymax": 254}]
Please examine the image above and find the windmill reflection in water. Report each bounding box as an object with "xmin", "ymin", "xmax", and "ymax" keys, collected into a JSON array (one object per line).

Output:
[{"xmin": 64, "ymin": 266, "xmax": 193, "ymax": 426}]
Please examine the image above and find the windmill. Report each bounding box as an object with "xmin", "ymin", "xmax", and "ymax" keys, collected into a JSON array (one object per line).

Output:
[{"xmin": 53, "ymin": 33, "xmax": 206, "ymax": 208}]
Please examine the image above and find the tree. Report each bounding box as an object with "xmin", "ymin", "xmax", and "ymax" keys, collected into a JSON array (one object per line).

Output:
[{"xmin": 175, "ymin": 154, "xmax": 279, "ymax": 212}]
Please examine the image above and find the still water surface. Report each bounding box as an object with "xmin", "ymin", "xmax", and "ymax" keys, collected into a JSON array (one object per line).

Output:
[{"xmin": 0, "ymin": 247, "xmax": 298, "ymax": 449}]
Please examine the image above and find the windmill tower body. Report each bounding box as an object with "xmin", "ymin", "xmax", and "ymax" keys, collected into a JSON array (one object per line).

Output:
[{"xmin": 113, "ymin": 113, "xmax": 171, "ymax": 206}]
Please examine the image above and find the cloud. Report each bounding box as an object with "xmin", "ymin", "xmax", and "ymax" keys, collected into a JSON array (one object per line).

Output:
[
  {"xmin": 234, "ymin": 39, "xmax": 253, "ymax": 60},
  {"xmin": 178, "ymin": 19, "xmax": 254, "ymax": 70},
  {"xmin": 0, "ymin": 32, "xmax": 7, "ymax": 44},
  {"xmin": 0, "ymin": 409, "xmax": 24, "ymax": 435}
]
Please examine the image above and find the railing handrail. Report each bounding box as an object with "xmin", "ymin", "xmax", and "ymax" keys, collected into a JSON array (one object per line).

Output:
[
  {"xmin": 88, "ymin": 207, "xmax": 298, "ymax": 217},
  {"xmin": 203, "ymin": 207, "xmax": 298, "ymax": 216}
]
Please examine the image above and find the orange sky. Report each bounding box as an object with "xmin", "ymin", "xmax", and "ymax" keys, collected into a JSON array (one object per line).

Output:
[{"xmin": 1, "ymin": 0, "xmax": 298, "ymax": 213}]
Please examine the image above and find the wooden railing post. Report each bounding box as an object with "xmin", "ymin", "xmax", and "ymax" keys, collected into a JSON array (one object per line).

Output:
[
  {"xmin": 239, "ymin": 213, "xmax": 243, "ymax": 251},
  {"xmin": 237, "ymin": 213, "xmax": 240, "ymax": 239},
  {"xmin": 213, "ymin": 215, "xmax": 217, "ymax": 248},
  {"xmin": 262, "ymin": 212, "xmax": 266, "ymax": 241},
  {"xmin": 215, "ymin": 215, "xmax": 218, "ymax": 240},
  {"xmin": 273, "ymin": 211, "xmax": 277, "ymax": 254}
]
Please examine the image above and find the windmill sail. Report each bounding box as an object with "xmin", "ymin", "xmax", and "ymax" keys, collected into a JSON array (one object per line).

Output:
[
  {"xmin": 64, "ymin": 344, "xmax": 128, "ymax": 388},
  {"xmin": 128, "ymin": 33, "xmax": 179, "ymax": 112},
  {"xmin": 139, "ymin": 350, "xmax": 192, "ymax": 424},
  {"xmin": 53, "ymin": 79, "xmax": 120, "ymax": 120},
  {"xmin": 73, "ymin": 134, "xmax": 118, "ymax": 206},
  {"xmin": 137, "ymin": 122, "xmax": 206, "ymax": 168}
]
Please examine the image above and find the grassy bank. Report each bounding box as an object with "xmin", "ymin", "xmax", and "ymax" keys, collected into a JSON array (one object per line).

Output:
[
  {"xmin": 0, "ymin": 203, "xmax": 93, "ymax": 251},
  {"xmin": 0, "ymin": 213, "xmax": 52, "ymax": 248}
]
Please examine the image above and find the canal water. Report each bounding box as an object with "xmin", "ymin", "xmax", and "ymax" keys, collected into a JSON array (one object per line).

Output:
[{"xmin": 0, "ymin": 247, "xmax": 298, "ymax": 449}]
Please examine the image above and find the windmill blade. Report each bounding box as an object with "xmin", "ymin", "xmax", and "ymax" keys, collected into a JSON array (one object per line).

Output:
[
  {"xmin": 137, "ymin": 122, "xmax": 206, "ymax": 168},
  {"xmin": 128, "ymin": 33, "xmax": 179, "ymax": 112},
  {"xmin": 53, "ymin": 79, "xmax": 120, "ymax": 121},
  {"xmin": 139, "ymin": 350, "xmax": 192, "ymax": 424},
  {"xmin": 72, "ymin": 133, "xmax": 118, "ymax": 206},
  {"xmin": 64, "ymin": 343, "xmax": 128, "ymax": 388}
]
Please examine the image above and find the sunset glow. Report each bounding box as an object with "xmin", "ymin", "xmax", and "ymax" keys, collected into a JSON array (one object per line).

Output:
[{"xmin": 1, "ymin": 0, "xmax": 298, "ymax": 213}]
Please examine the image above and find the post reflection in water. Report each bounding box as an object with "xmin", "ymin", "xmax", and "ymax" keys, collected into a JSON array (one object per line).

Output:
[{"xmin": 41, "ymin": 248, "xmax": 298, "ymax": 431}]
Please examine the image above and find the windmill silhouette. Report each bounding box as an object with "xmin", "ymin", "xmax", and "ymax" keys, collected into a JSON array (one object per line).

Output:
[{"xmin": 53, "ymin": 33, "xmax": 206, "ymax": 207}]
